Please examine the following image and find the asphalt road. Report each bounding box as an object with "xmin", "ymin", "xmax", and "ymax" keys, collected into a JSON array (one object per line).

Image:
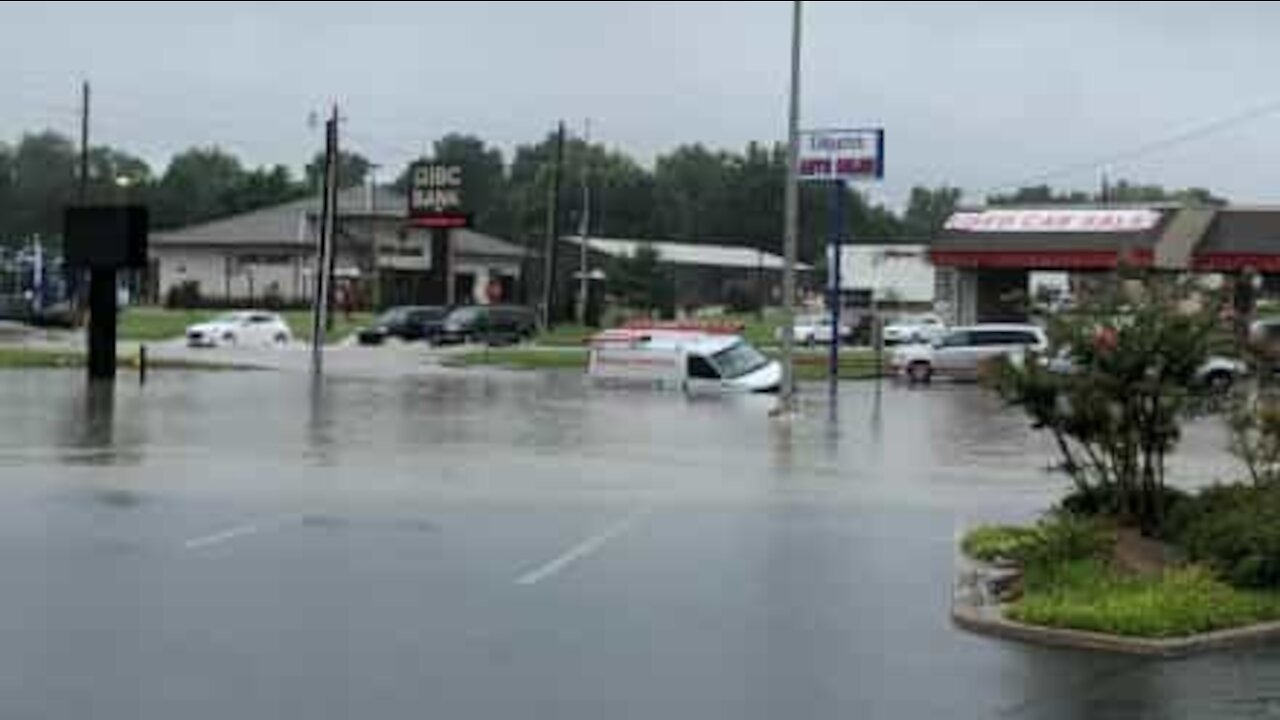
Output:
[{"xmin": 0, "ymin": 363, "xmax": 1271, "ymax": 720}]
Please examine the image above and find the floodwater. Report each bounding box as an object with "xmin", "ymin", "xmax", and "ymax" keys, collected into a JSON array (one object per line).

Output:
[{"xmin": 0, "ymin": 363, "xmax": 1272, "ymax": 719}]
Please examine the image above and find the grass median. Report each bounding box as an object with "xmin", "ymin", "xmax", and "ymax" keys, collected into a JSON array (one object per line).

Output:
[
  {"xmin": 117, "ymin": 307, "xmax": 372, "ymax": 344},
  {"xmin": 962, "ymin": 518, "xmax": 1280, "ymax": 639},
  {"xmin": 445, "ymin": 345, "xmax": 885, "ymax": 380}
]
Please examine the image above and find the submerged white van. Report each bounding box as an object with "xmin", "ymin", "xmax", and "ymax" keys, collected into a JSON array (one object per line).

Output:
[{"xmin": 587, "ymin": 324, "xmax": 782, "ymax": 393}]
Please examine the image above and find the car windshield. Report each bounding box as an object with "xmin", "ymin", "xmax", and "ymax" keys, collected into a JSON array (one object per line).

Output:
[
  {"xmin": 711, "ymin": 341, "xmax": 770, "ymax": 379},
  {"xmin": 211, "ymin": 312, "xmax": 248, "ymax": 324}
]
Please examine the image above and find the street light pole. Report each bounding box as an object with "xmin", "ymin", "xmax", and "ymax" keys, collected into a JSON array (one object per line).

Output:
[{"xmin": 778, "ymin": 0, "xmax": 803, "ymax": 414}]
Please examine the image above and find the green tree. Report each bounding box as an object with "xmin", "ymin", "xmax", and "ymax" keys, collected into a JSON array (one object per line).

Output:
[
  {"xmin": 606, "ymin": 243, "xmax": 673, "ymax": 316},
  {"xmin": 8, "ymin": 131, "xmax": 77, "ymax": 241},
  {"xmin": 903, "ymin": 185, "xmax": 962, "ymax": 237},
  {"xmin": 997, "ymin": 273, "xmax": 1218, "ymax": 534},
  {"xmin": 428, "ymin": 134, "xmax": 508, "ymax": 234},
  {"xmin": 154, "ymin": 147, "xmax": 245, "ymax": 228},
  {"xmin": 305, "ymin": 149, "xmax": 371, "ymax": 190}
]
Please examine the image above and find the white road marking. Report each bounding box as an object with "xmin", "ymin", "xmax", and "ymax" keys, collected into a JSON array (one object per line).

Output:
[
  {"xmin": 184, "ymin": 514, "xmax": 295, "ymax": 550},
  {"xmin": 515, "ymin": 508, "xmax": 648, "ymax": 586}
]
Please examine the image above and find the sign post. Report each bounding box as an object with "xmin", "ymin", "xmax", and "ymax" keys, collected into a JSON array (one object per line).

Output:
[
  {"xmin": 408, "ymin": 162, "xmax": 470, "ymax": 305},
  {"xmin": 63, "ymin": 205, "xmax": 149, "ymax": 381},
  {"xmin": 798, "ymin": 127, "xmax": 885, "ymax": 384}
]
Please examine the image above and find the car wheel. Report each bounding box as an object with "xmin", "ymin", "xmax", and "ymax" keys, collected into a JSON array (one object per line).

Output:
[{"xmin": 908, "ymin": 361, "xmax": 932, "ymax": 384}]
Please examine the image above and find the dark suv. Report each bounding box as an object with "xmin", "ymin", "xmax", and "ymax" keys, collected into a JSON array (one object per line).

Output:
[
  {"xmin": 437, "ymin": 305, "xmax": 538, "ymax": 345},
  {"xmin": 357, "ymin": 306, "xmax": 450, "ymax": 346}
]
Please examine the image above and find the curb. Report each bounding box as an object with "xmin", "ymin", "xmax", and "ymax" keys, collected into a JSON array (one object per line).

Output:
[{"xmin": 951, "ymin": 561, "xmax": 1280, "ymax": 658}]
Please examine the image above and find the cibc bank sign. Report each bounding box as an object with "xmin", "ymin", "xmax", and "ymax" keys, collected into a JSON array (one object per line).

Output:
[{"xmin": 409, "ymin": 163, "xmax": 471, "ymax": 228}]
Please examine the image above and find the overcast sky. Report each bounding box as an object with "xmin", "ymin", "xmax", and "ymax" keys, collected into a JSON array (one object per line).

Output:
[{"xmin": 4, "ymin": 1, "xmax": 1280, "ymax": 207}]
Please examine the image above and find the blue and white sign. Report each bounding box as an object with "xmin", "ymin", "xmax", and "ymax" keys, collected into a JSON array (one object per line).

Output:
[{"xmin": 798, "ymin": 128, "xmax": 885, "ymax": 182}]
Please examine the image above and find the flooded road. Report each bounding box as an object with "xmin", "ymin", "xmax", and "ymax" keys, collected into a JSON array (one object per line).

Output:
[{"xmin": 0, "ymin": 366, "xmax": 1271, "ymax": 719}]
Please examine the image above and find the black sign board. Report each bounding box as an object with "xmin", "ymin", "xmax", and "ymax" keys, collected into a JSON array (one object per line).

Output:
[
  {"xmin": 409, "ymin": 162, "xmax": 470, "ymax": 228},
  {"xmin": 64, "ymin": 206, "xmax": 149, "ymax": 269}
]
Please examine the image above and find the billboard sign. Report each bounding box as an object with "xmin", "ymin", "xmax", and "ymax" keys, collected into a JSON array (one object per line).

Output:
[
  {"xmin": 798, "ymin": 128, "xmax": 884, "ymax": 181},
  {"xmin": 409, "ymin": 162, "xmax": 471, "ymax": 228},
  {"xmin": 944, "ymin": 209, "xmax": 1161, "ymax": 234}
]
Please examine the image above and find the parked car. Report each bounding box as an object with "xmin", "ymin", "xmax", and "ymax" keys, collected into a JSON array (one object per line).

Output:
[
  {"xmin": 1044, "ymin": 350, "xmax": 1248, "ymax": 393},
  {"xmin": 186, "ymin": 310, "xmax": 292, "ymax": 348},
  {"xmin": 775, "ymin": 314, "xmax": 854, "ymax": 346},
  {"xmin": 891, "ymin": 324, "xmax": 1048, "ymax": 383},
  {"xmin": 357, "ymin": 305, "xmax": 450, "ymax": 346},
  {"xmin": 883, "ymin": 313, "xmax": 947, "ymax": 346},
  {"xmin": 437, "ymin": 305, "xmax": 538, "ymax": 346}
]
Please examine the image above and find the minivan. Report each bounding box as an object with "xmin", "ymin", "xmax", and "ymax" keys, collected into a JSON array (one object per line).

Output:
[{"xmin": 891, "ymin": 324, "xmax": 1048, "ymax": 383}]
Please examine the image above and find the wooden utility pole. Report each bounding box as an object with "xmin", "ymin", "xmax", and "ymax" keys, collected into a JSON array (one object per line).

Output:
[
  {"xmin": 778, "ymin": 0, "xmax": 803, "ymax": 413},
  {"xmin": 311, "ymin": 105, "xmax": 339, "ymax": 374},
  {"xmin": 540, "ymin": 121, "xmax": 566, "ymax": 328},
  {"xmin": 79, "ymin": 81, "xmax": 89, "ymax": 202}
]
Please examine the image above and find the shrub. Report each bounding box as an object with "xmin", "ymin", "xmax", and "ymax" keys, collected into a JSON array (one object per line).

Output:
[
  {"xmin": 961, "ymin": 525, "xmax": 1042, "ymax": 564},
  {"xmin": 961, "ymin": 514, "xmax": 1110, "ymax": 567},
  {"xmin": 1010, "ymin": 561, "xmax": 1280, "ymax": 638},
  {"xmin": 1060, "ymin": 484, "xmax": 1190, "ymax": 527},
  {"xmin": 1171, "ymin": 485, "xmax": 1280, "ymax": 589}
]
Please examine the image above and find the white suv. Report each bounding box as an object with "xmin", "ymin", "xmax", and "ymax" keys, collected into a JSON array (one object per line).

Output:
[{"xmin": 892, "ymin": 324, "xmax": 1048, "ymax": 383}]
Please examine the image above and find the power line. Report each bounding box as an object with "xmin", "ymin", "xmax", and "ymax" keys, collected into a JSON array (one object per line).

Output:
[{"xmin": 986, "ymin": 97, "xmax": 1280, "ymax": 197}]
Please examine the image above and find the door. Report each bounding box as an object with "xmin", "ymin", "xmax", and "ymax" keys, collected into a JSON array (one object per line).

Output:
[
  {"xmin": 932, "ymin": 331, "xmax": 976, "ymax": 375},
  {"xmin": 685, "ymin": 353, "xmax": 722, "ymax": 393},
  {"xmin": 246, "ymin": 313, "xmax": 276, "ymax": 346}
]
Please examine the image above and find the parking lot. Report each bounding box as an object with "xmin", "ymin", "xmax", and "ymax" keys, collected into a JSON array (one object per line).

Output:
[{"xmin": 0, "ymin": 363, "xmax": 1273, "ymax": 719}]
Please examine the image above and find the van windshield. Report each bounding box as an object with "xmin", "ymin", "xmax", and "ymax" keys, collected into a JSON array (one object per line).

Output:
[{"xmin": 712, "ymin": 342, "xmax": 770, "ymax": 379}]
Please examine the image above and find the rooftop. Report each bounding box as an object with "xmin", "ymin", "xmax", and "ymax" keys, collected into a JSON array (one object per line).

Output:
[{"xmin": 564, "ymin": 236, "xmax": 812, "ymax": 271}]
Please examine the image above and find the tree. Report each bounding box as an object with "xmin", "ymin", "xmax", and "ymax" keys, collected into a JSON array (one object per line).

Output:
[
  {"xmin": 153, "ymin": 147, "xmax": 245, "ymax": 228},
  {"xmin": 7, "ymin": 131, "xmax": 77, "ymax": 242},
  {"xmin": 988, "ymin": 181, "xmax": 1227, "ymax": 207},
  {"xmin": 997, "ymin": 272, "xmax": 1218, "ymax": 534},
  {"xmin": 903, "ymin": 186, "xmax": 962, "ymax": 237},
  {"xmin": 305, "ymin": 149, "xmax": 371, "ymax": 190},
  {"xmin": 429, "ymin": 134, "xmax": 508, "ymax": 234},
  {"xmin": 606, "ymin": 243, "xmax": 673, "ymax": 316}
]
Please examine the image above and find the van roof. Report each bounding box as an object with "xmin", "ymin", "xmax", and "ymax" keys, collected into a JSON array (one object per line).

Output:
[
  {"xmin": 950, "ymin": 323, "xmax": 1045, "ymax": 333},
  {"xmin": 591, "ymin": 328, "xmax": 742, "ymax": 355}
]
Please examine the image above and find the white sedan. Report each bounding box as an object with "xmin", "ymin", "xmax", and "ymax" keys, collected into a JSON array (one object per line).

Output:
[
  {"xmin": 776, "ymin": 314, "xmax": 854, "ymax": 346},
  {"xmin": 883, "ymin": 313, "xmax": 947, "ymax": 346},
  {"xmin": 186, "ymin": 311, "xmax": 293, "ymax": 348}
]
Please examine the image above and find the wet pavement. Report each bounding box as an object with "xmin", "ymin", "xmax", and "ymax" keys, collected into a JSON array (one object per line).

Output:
[{"xmin": 0, "ymin": 363, "xmax": 1275, "ymax": 720}]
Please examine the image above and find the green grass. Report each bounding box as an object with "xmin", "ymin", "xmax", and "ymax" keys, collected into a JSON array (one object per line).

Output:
[
  {"xmin": 0, "ymin": 347, "xmax": 250, "ymax": 371},
  {"xmin": 117, "ymin": 307, "xmax": 372, "ymax": 344},
  {"xmin": 961, "ymin": 525, "xmax": 1044, "ymax": 564},
  {"xmin": 445, "ymin": 345, "xmax": 884, "ymax": 380},
  {"xmin": 0, "ymin": 347, "xmax": 86, "ymax": 368},
  {"xmin": 445, "ymin": 348, "xmax": 589, "ymax": 370},
  {"xmin": 1009, "ymin": 560, "xmax": 1280, "ymax": 638}
]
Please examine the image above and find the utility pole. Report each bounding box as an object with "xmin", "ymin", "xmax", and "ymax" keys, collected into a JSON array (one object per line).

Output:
[
  {"xmin": 325, "ymin": 106, "xmax": 341, "ymax": 332},
  {"xmin": 368, "ymin": 164, "xmax": 381, "ymax": 312},
  {"xmin": 778, "ymin": 0, "xmax": 803, "ymax": 414},
  {"xmin": 541, "ymin": 121, "xmax": 566, "ymax": 329},
  {"xmin": 79, "ymin": 81, "xmax": 90, "ymax": 203},
  {"xmin": 577, "ymin": 118, "xmax": 592, "ymax": 325},
  {"xmin": 310, "ymin": 105, "xmax": 338, "ymax": 374}
]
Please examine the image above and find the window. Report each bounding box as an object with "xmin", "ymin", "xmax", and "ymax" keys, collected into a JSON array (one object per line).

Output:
[
  {"xmin": 249, "ymin": 314, "xmax": 274, "ymax": 324},
  {"xmin": 939, "ymin": 331, "xmax": 972, "ymax": 348},
  {"xmin": 711, "ymin": 342, "xmax": 769, "ymax": 379},
  {"xmin": 687, "ymin": 355, "xmax": 721, "ymax": 380}
]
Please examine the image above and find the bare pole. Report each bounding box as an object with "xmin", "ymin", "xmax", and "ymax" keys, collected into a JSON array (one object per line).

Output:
[
  {"xmin": 540, "ymin": 122, "xmax": 566, "ymax": 329},
  {"xmin": 778, "ymin": 0, "xmax": 803, "ymax": 413},
  {"xmin": 79, "ymin": 81, "xmax": 89, "ymax": 203},
  {"xmin": 577, "ymin": 118, "xmax": 592, "ymax": 325}
]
